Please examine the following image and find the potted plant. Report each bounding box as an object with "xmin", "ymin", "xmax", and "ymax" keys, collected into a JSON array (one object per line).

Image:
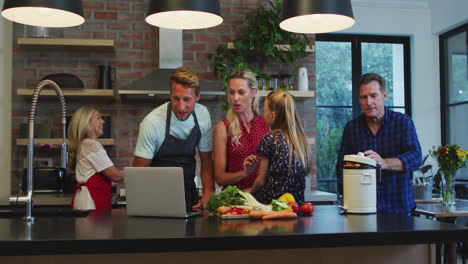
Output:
[
  {"xmin": 412, "ymin": 154, "xmax": 434, "ymax": 201},
  {"xmin": 210, "ymin": 0, "xmax": 312, "ymax": 92}
]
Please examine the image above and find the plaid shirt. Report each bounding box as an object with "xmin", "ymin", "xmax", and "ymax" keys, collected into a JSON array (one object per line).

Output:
[{"xmin": 336, "ymin": 108, "xmax": 422, "ymax": 215}]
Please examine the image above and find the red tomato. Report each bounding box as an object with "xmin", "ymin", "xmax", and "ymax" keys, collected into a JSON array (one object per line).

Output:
[
  {"xmin": 301, "ymin": 202, "xmax": 314, "ymax": 216},
  {"xmin": 288, "ymin": 202, "xmax": 300, "ymax": 213}
]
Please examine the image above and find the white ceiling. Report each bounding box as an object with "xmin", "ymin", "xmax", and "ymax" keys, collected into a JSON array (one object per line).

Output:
[{"xmin": 352, "ymin": 0, "xmax": 429, "ymax": 9}]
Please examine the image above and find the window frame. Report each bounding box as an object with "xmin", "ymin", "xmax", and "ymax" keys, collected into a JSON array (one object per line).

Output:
[
  {"xmin": 439, "ymin": 23, "xmax": 468, "ymax": 144},
  {"xmin": 315, "ymin": 34, "xmax": 412, "ymax": 193},
  {"xmin": 315, "ymin": 34, "xmax": 412, "ymax": 117}
]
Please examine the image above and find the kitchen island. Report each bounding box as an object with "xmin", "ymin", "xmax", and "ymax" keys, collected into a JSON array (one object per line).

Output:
[{"xmin": 0, "ymin": 205, "xmax": 466, "ymax": 264}]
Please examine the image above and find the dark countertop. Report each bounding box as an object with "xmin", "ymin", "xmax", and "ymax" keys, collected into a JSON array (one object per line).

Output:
[
  {"xmin": 0, "ymin": 193, "xmax": 73, "ymax": 206},
  {"xmin": 0, "ymin": 205, "xmax": 467, "ymax": 256}
]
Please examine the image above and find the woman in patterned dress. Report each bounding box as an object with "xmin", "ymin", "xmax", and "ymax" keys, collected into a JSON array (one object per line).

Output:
[
  {"xmin": 213, "ymin": 69, "xmax": 269, "ymax": 190},
  {"xmin": 248, "ymin": 91, "xmax": 313, "ymax": 204}
]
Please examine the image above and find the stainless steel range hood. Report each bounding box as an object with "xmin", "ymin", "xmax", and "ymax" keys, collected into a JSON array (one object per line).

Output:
[{"xmin": 122, "ymin": 28, "xmax": 218, "ymax": 92}]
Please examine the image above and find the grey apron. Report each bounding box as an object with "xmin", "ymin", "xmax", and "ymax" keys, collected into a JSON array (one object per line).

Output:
[{"xmin": 151, "ymin": 103, "xmax": 201, "ymax": 209}]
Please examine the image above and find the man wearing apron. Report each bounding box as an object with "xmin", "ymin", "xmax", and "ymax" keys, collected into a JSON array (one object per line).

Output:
[{"xmin": 133, "ymin": 66, "xmax": 214, "ymax": 209}]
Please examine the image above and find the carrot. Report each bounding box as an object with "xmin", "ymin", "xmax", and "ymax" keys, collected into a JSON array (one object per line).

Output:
[
  {"xmin": 249, "ymin": 210, "xmax": 271, "ymax": 218},
  {"xmin": 250, "ymin": 209, "xmax": 294, "ymax": 219},
  {"xmin": 262, "ymin": 211, "xmax": 297, "ymax": 220},
  {"xmin": 241, "ymin": 208, "xmax": 251, "ymax": 214},
  {"xmin": 217, "ymin": 206, "xmax": 232, "ymax": 214}
]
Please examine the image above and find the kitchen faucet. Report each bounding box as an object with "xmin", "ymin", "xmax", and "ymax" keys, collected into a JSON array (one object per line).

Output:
[{"xmin": 10, "ymin": 80, "xmax": 67, "ymax": 221}]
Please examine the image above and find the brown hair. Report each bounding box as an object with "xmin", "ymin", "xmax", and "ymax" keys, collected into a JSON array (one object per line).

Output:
[
  {"xmin": 169, "ymin": 66, "xmax": 200, "ymax": 96},
  {"xmin": 357, "ymin": 73, "xmax": 386, "ymax": 94}
]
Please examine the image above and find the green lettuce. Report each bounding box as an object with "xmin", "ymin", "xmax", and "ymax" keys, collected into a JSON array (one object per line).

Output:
[{"xmin": 205, "ymin": 186, "xmax": 245, "ymax": 213}]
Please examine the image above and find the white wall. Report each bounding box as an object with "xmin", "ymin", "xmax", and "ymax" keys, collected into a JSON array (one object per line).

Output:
[
  {"xmin": 0, "ymin": 0, "xmax": 12, "ymax": 198},
  {"xmin": 342, "ymin": 0, "xmax": 441, "ymax": 157},
  {"xmin": 430, "ymin": 0, "xmax": 468, "ymax": 35}
]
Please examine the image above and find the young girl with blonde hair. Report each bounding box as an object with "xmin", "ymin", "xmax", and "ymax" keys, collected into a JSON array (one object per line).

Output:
[
  {"xmin": 249, "ymin": 91, "xmax": 312, "ymax": 204},
  {"xmin": 213, "ymin": 69, "xmax": 269, "ymax": 190},
  {"xmin": 68, "ymin": 106, "xmax": 123, "ymax": 210}
]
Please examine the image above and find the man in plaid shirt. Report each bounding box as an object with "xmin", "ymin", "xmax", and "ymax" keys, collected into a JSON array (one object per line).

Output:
[{"xmin": 336, "ymin": 73, "xmax": 422, "ymax": 215}]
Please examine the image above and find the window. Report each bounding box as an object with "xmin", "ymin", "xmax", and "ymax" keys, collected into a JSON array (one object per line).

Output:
[
  {"xmin": 440, "ymin": 23, "xmax": 468, "ymax": 179},
  {"xmin": 315, "ymin": 34, "xmax": 411, "ymax": 193}
]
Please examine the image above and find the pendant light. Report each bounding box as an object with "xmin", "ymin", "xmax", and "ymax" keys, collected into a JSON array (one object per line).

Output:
[
  {"xmin": 280, "ymin": 0, "xmax": 355, "ymax": 34},
  {"xmin": 145, "ymin": 0, "xmax": 222, "ymax": 30},
  {"xmin": 2, "ymin": 0, "xmax": 85, "ymax": 28}
]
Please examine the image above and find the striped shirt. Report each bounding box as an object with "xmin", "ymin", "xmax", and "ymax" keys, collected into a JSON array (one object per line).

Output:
[{"xmin": 336, "ymin": 108, "xmax": 422, "ymax": 215}]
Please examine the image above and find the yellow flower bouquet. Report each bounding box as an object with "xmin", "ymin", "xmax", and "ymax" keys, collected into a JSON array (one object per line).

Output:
[{"xmin": 431, "ymin": 144, "xmax": 467, "ymax": 206}]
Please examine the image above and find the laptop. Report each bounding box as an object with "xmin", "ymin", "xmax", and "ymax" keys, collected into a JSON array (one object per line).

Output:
[{"xmin": 124, "ymin": 167, "xmax": 200, "ymax": 218}]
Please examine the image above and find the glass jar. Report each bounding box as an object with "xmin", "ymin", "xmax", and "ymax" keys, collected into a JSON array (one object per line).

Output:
[
  {"xmin": 269, "ymin": 75, "xmax": 279, "ymax": 91},
  {"xmin": 278, "ymin": 74, "xmax": 291, "ymax": 91},
  {"xmin": 257, "ymin": 77, "xmax": 265, "ymax": 90}
]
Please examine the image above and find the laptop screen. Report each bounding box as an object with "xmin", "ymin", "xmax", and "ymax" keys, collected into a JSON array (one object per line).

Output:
[{"xmin": 124, "ymin": 167, "xmax": 199, "ymax": 218}]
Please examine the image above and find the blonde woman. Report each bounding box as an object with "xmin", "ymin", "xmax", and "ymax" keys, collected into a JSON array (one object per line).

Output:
[
  {"xmin": 213, "ymin": 69, "xmax": 269, "ymax": 190},
  {"xmin": 68, "ymin": 106, "xmax": 123, "ymax": 210},
  {"xmin": 248, "ymin": 91, "xmax": 312, "ymax": 204}
]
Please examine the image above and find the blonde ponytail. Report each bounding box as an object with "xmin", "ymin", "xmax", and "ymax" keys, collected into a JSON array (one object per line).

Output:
[{"xmin": 266, "ymin": 91, "xmax": 312, "ymax": 174}]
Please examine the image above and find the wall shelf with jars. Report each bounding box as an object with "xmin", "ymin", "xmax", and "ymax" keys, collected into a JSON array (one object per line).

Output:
[
  {"xmin": 227, "ymin": 42, "xmax": 315, "ymax": 53},
  {"xmin": 118, "ymin": 89, "xmax": 226, "ymax": 100},
  {"xmin": 257, "ymin": 90, "xmax": 314, "ymax": 99}
]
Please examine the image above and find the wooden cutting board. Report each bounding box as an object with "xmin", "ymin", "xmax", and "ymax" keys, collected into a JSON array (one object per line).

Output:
[{"xmin": 216, "ymin": 213, "xmax": 250, "ymax": 219}]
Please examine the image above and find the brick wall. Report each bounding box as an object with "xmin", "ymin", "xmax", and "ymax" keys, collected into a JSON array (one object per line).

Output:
[{"xmin": 10, "ymin": 0, "xmax": 317, "ymax": 193}]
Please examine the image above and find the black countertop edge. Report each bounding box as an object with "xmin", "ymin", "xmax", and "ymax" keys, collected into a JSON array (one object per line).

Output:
[
  {"xmin": 0, "ymin": 229, "xmax": 466, "ymax": 256},
  {"xmin": 1, "ymin": 206, "xmax": 467, "ymax": 256}
]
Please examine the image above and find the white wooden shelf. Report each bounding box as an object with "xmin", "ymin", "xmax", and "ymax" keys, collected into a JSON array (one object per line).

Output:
[
  {"xmin": 17, "ymin": 88, "xmax": 115, "ymax": 98},
  {"xmin": 17, "ymin": 38, "xmax": 114, "ymax": 50},
  {"xmin": 118, "ymin": 89, "xmax": 314, "ymax": 99},
  {"xmin": 16, "ymin": 138, "xmax": 115, "ymax": 146},
  {"xmin": 227, "ymin": 42, "xmax": 315, "ymax": 53},
  {"xmin": 118, "ymin": 90, "xmax": 225, "ymax": 100}
]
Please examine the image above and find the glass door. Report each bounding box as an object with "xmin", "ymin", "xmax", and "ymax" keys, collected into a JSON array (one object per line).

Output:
[{"xmin": 440, "ymin": 24, "xmax": 468, "ymax": 179}]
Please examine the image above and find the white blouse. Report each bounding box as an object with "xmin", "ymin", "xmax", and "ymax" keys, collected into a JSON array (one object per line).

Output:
[
  {"xmin": 73, "ymin": 138, "xmax": 113, "ymax": 210},
  {"xmin": 75, "ymin": 138, "xmax": 113, "ymax": 183}
]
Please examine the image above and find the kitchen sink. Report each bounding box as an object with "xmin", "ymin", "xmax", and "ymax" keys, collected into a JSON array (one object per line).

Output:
[{"xmin": 0, "ymin": 206, "xmax": 90, "ymax": 218}]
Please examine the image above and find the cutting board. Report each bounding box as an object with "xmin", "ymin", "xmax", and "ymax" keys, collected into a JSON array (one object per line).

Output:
[{"xmin": 217, "ymin": 213, "xmax": 250, "ymax": 219}]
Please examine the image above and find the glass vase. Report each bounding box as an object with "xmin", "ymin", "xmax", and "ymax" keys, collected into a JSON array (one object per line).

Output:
[{"xmin": 441, "ymin": 170, "xmax": 456, "ymax": 206}]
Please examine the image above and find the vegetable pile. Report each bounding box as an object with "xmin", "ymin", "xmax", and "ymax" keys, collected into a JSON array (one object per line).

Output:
[
  {"xmin": 205, "ymin": 186, "xmax": 272, "ymax": 213},
  {"xmin": 206, "ymin": 186, "xmax": 302, "ymax": 220},
  {"xmin": 205, "ymin": 186, "xmax": 245, "ymax": 212}
]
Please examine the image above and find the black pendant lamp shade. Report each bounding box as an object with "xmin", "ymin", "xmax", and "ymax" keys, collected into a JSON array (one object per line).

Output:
[
  {"xmin": 2, "ymin": 0, "xmax": 85, "ymax": 28},
  {"xmin": 145, "ymin": 0, "xmax": 222, "ymax": 30},
  {"xmin": 280, "ymin": 0, "xmax": 355, "ymax": 34}
]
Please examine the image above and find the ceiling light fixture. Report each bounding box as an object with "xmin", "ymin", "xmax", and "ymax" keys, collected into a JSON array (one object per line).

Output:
[
  {"xmin": 280, "ymin": 0, "xmax": 355, "ymax": 34},
  {"xmin": 145, "ymin": 0, "xmax": 222, "ymax": 30},
  {"xmin": 1, "ymin": 0, "xmax": 85, "ymax": 28}
]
